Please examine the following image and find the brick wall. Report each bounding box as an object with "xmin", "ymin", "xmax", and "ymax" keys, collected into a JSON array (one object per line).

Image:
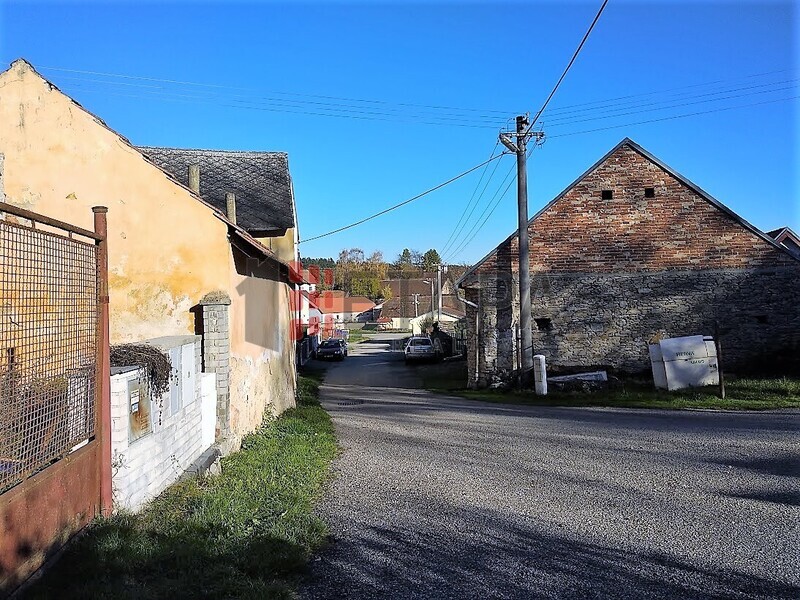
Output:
[
  {"xmin": 462, "ymin": 142, "xmax": 800, "ymax": 385},
  {"xmin": 110, "ymin": 335, "xmax": 212, "ymax": 512}
]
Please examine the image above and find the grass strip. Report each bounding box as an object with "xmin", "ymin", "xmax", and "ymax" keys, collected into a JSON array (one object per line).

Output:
[
  {"xmin": 453, "ymin": 377, "xmax": 800, "ymax": 411},
  {"xmin": 22, "ymin": 374, "xmax": 335, "ymax": 600}
]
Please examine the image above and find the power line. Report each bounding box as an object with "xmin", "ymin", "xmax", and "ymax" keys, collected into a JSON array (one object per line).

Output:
[
  {"xmin": 31, "ymin": 59, "xmax": 795, "ymax": 130},
  {"xmin": 56, "ymin": 73, "xmax": 796, "ymax": 136},
  {"xmin": 540, "ymin": 78, "xmax": 798, "ymax": 123},
  {"xmin": 41, "ymin": 65, "xmax": 796, "ymax": 131},
  {"xmin": 526, "ymin": 0, "xmax": 610, "ymax": 133},
  {"xmin": 446, "ymin": 169, "xmax": 519, "ymax": 263},
  {"xmin": 548, "ymin": 94, "xmax": 799, "ymax": 139},
  {"xmin": 34, "ymin": 64, "xmax": 522, "ymax": 117},
  {"xmin": 443, "ymin": 159, "xmax": 519, "ymax": 262},
  {"xmin": 53, "ymin": 74, "xmax": 514, "ymax": 124},
  {"xmin": 535, "ymin": 68, "xmax": 795, "ymax": 116},
  {"xmin": 60, "ymin": 84, "xmax": 504, "ymax": 130},
  {"xmin": 540, "ymin": 80, "xmax": 798, "ymax": 127},
  {"xmin": 447, "ymin": 1, "xmax": 608, "ymax": 263},
  {"xmin": 439, "ymin": 141, "xmax": 502, "ymax": 256},
  {"xmin": 299, "ymin": 152, "xmax": 508, "ymax": 244}
]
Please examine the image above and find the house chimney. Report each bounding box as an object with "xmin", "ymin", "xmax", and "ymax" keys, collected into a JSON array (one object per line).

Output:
[
  {"xmin": 188, "ymin": 164, "xmax": 200, "ymax": 194},
  {"xmin": 226, "ymin": 192, "xmax": 236, "ymax": 224}
]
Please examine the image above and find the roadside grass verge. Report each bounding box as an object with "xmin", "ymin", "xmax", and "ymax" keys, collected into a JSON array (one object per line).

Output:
[
  {"xmin": 22, "ymin": 374, "xmax": 336, "ymax": 600},
  {"xmin": 419, "ymin": 359, "xmax": 800, "ymax": 410}
]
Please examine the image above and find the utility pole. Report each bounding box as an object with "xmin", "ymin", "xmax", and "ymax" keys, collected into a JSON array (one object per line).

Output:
[
  {"xmin": 500, "ymin": 115, "xmax": 544, "ymax": 382},
  {"xmin": 437, "ymin": 264, "xmax": 443, "ymax": 323}
]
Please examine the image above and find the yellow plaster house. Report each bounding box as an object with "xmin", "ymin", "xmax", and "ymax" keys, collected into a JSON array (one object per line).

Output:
[{"xmin": 0, "ymin": 59, "xmax": 298, "ymax": 448}]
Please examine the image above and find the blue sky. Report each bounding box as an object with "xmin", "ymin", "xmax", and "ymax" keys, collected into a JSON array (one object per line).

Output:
[{"xmin": 1, "ymin": 0, "xmax": 796, "ymax": 265}]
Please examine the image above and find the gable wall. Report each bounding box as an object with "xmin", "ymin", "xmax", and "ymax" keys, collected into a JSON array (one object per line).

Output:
[
  {"xmin": 463, "ymin": 143, "xmax": 800, "ymax": 384},
  {"xmin": 0, "ymin": 61, "xmax": 231, "ymax": 343},
  {"xmin": 473, "ymin": 144, "xmax": 795, "ymax": 279}
]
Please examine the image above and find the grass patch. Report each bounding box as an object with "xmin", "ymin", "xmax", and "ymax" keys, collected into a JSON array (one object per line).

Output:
[
  {"xmin": 346, "ymin": 330, "xmax": 372, "ymax": 344},
  {"xmin": 22, "ymin": 375, "xmax": 336, "ymax": 600},
  {"xmin": 420, "ymin": 360, "xmax": 800, "ymax": 410},
  {"xmin": 458, "ymin": 378, "xmax": 800, "ymax": 411}
]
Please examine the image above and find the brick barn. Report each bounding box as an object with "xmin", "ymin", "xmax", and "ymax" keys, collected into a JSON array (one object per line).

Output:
[{"xmin": 457, "ymin": 138, "xmax": 800, "ymax": 387}]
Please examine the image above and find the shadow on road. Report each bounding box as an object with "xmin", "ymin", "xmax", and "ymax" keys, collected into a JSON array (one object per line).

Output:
[{"xmin": 304, "ymin": 502, "xmax": 799, "ymax": 600}]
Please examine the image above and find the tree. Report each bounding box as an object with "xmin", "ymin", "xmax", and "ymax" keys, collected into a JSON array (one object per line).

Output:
[
  {"xmin": 410, "ymin": 250, "xmax": 424, "ymax": 269},
  {"xmin": 422, "ymin": 249, "xmax": 442, "ymax": 271},
  {"xmin": 333, "ymin": 247, "xmax": 390, "ymax": 301},
  {"xmin": 299, "ymin": 256, "xmax": 335, "ymax": 290},
  {"xmin": 396, "ymin": 248, "xmax": 413, "ymax": 267}
]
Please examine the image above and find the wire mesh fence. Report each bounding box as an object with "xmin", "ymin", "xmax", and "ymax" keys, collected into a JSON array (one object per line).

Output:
[{"xmin": 0, "ymin": 217, "xmax": 98, "ymax": 493}]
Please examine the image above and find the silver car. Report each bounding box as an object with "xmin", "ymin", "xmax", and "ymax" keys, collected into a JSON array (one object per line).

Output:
[{"xmin": 404, "ymin": 336, "xmax": 435, "ymax": 364}]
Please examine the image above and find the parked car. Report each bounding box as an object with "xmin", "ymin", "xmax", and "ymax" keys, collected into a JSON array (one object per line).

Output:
[
  {"xmin": 404, "ymin": 336, "xmax": 436, "ymax": 364},
  {"xmin": 317, "ymin": 338, "xmax": 348, "ymax": 361}
]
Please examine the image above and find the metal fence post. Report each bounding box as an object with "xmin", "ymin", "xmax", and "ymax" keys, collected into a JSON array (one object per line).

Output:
[{"xmin": 93, "ymin": 206, "xmax": 112, "ymax": 515}]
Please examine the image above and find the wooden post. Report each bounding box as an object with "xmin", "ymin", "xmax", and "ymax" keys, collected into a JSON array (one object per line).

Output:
[
  {"xmin": 714, "ymin": 321, "xmax": 725, "ymax": 400},
  {"xmin": 93, "ymin": 206, "xmax": 112, "ymax": 515},
  {"xmin": 92, "ymin": 206, "xmax": 114, "ymax": 516}
]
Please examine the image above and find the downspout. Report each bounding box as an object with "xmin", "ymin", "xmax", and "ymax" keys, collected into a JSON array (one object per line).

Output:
[{"xmin": 457, "ymin": 289, "xmax": 480, "ymax": 388}]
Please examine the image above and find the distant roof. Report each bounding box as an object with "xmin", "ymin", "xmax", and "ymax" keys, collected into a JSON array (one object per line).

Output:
[
  {"xmin": 138, "ymin": 146, "xmax": 295, "ymax": 232},
  {"xmin": 767, "ymin": 227, "xmax": 800, "ymax": 257},
  {"xmin": 767, "ymin": 226, "xmax": 800, "ymax": 241},
  {"xmin": 383, "ymin": 279, "xmax": 434, "ymax": 296},
  {"xmin": 380, "ymin": 294, "xmax": 465, "ymax": 319},
  {"xmin": 315, "ymin": 291, "xmax": 375, "ymax": 314}
]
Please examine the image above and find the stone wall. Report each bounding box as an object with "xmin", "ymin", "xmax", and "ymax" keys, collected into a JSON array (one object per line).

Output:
[{"xmin": 467, "ymin": 267, "xmax": 800, "ymax": 383}]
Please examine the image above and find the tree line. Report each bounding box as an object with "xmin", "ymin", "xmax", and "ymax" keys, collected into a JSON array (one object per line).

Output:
[{"xmin": 301, "ymin": 247, "xmax": 452, "ymax": 301}]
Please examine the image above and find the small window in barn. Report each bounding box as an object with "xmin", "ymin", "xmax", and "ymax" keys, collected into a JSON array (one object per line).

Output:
[
  {"xmin": 644, "ymin": 187, "xmax": 655, "ymax": 198},
  {"xmin": 535, "ymin": 318, "xmax": 552, "ymax": 331},
  {"xmin": 755, "ymin": 315, "xmax": 768, "ymax": 324},
  {"xmin": 601, "ymin": 190, "xmax": 613, "ymax": 200}
]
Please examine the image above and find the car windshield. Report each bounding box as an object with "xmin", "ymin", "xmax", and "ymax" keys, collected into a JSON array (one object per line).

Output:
[
  {"xmin": 410, "ymin": 339, "xmax": 432, "ymax": 347},
  {"xmin": 321, "ymin": 340, "xmax": 340, "ymax": 348}
]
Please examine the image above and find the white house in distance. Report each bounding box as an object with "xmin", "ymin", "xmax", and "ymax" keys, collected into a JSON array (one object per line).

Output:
[{"xmin": 316, "ymin": 291, "xmax": 376, "ymax": 323}]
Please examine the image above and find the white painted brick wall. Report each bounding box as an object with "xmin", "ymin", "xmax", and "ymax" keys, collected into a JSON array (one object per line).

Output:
[{"xmin": 110, "ymin": 336, "xmax": 210, "ymax": 512}]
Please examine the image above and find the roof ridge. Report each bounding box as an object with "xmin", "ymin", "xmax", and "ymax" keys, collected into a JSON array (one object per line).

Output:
[{"xmin": 138, "ymin": 146, "xmax": 288, "ymax": 157}]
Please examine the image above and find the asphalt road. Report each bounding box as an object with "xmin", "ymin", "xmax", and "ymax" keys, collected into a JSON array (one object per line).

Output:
[{"xmin": 302, "ymin": 335, "xmax": 800, "ymax": 599}]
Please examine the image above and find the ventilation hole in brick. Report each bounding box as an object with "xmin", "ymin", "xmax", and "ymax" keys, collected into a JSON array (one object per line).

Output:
[
  {"xmin": 535, "ymin": 318, "xmax": 552, "ymax": 331},
  {"xmin": 755, "ymin": 315, "xmax": 768, "ymax": 324},
  {"xmin": 645, "ymin": 187, "xmax": 655, "ymax": 198},
  {"xmin": 601, "ymin": 190, "xmax": 613, "ymax": 200}
]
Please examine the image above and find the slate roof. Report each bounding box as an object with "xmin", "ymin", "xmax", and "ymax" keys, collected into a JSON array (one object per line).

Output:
[{"xmin": 138, "ymin": 147, "xmax": 295, "ymax": 233}]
